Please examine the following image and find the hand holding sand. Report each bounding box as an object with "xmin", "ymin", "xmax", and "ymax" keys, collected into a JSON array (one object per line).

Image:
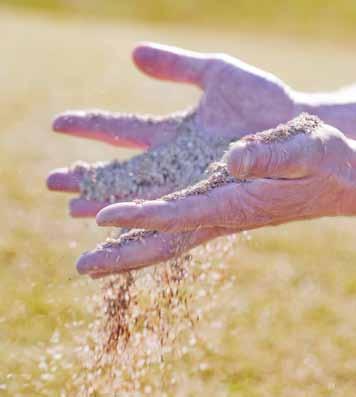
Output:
[
  {"xmin": 77, "ymin": 114, "xmax": 356, "ymax": 277},
  {"xmin": 47, "ymin": 42, "xmax": 298, "ymax": 217}
]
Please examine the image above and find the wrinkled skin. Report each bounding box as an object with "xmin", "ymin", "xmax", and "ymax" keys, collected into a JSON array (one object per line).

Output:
[
  {"xmin": 46, "ymin": 43, "xmax": 356, "ymax": 277},
  {"xmin": 47, "ymin": 42, "xmax": 298, "ymax": 217},
  {"xmin": 48, "ymin": 44, "xmax": 356, "ymax": 218},
  {"xmin": 77, "ymin": 120, "xmax": 356, "ymax": 278}
]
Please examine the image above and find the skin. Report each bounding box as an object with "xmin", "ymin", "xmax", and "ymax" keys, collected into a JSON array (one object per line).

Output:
[
  {"xmin": 77, "ymin": 121, "xmax": 356, "ymax": 278},
  {"xmin": 46, "ymin": 43, "xmax": 356, "ymax": 277},
  {"xmin": 47, "ymin": 42, "xmax": 295, "ymax": 216}
]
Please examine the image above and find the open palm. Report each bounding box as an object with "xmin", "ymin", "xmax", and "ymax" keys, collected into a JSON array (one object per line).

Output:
[
  {"xmin": 47, "ymin": 43, "xmax": 296, "ymax": 217},
  {"xmin": 76, "ymin": 115, "xmax": 356, "ymax": 278}
]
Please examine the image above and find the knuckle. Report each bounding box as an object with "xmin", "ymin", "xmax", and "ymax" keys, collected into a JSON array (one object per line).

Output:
[
  {"xmin": 226, "ymin": 142, "xmax": 247, "ymax": 175},
  {"xmin": 214, "ymin": 186, "xmax": 249, "ymax": 227}
]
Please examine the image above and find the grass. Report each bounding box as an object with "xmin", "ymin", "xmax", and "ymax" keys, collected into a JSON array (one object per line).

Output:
[
  {"xmin": 3, "ymin": 0, "xmax": 356, "ymax": 41},
  {"xmin": 1, "ymin": 8, "xmax": 356, "ymax": 396}
]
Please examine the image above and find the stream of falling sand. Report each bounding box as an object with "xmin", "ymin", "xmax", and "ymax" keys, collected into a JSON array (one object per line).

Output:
[{"xmin": 71, "ymin": 114, "xmax": 320, "ymax": 395}]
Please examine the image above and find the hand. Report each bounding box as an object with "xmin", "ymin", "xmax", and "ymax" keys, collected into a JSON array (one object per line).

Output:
[
  {"xmin": 47, "ymin": 42, "xmax": 296, "ymax": 217},
  {"xmin": 76, "ymin": 115, "xmax": 356, "ymax": 278}
]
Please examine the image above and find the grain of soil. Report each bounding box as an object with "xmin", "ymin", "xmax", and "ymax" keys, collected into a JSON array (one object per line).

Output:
[
  {"xmin": 76, "ymin": 116, "xmax": 234, "ymax": 204},
  {"xmin": 241, "ymin": 113, "xmax": 321, "ymax": 144},
  {"xmin": 74, "ymin": 248, "xmax": 230, "ymax": 395},
  {"xmin": 74, "ymin": 113, "xmax": 326, "ymax": 395}
]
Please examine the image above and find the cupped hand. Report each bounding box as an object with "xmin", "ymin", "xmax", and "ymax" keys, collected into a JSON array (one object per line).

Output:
[
  {"xmin": 77, "ymin": 115, "xmax": 356, "ymax": 278},
  {"xmin": 47, "ymin": 42, "xmax": 296, "ymax": 217}
]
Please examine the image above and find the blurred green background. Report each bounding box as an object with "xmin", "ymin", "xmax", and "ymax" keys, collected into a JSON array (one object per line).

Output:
[
  {"xmin": 1, "ymin": 1, "xmax": 356, "ymax": 396},
  {"xmin": 3, "ymin": 0, "xmax": 356, "ymax": 39}
]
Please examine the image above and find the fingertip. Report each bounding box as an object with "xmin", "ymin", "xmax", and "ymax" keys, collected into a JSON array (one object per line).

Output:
[
  {"xmin": 96, "ymin": 204, "xmax": 115, "ymax": 226},
  {"xmin": 76, "ymin": 250, "xmax": 104, "ymax": 276},
  {"xmin": 52, "ymin": 113, "xmax": 71, "ymax": 133},
  {"xmin": 46, "ymin": 168, "xmax": 62, "ymax": 190},
  {"xmin": 96, "ymin": 202, "xmax": 140, "ymax": 227},
  {"xmin": 52, "ymin": 114, "xmax": 62, "ymax": 132},
  {"xmin": 132, "ymin": 42, "xmax": 160, "ymax": 74},
  {"xmin": 76, "ymin": 243, "xmax": 126, "ymax": 278},
  {"xmin": 52, "ymin": 111, "xmax": 88, "ymax": 134},
  {"xmin": 132, "ymin": 42, "xmax": 206, "ymax": 86},
  {"xmin": 47, "ymin": 168, "xmax": 80, "ymax": 192},
  {"xmin": 76, "ymin": 252, "xmax": 91, "ymax": 275}
]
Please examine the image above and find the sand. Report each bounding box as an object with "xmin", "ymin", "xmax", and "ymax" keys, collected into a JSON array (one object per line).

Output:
[
  {"xmin": 93, "ymin": 113, "xmax": 321, "ymax": 251},
  {"xmin": 241, "ymin": 113, "xmax": 321, "ymax": 144},
  {"xmin": 76, "ymin": 114, "xmax": 321, "ymax": 395},
  {"xmin": 74, "ymin": 113, "xmax": 320, "ymax": 205},
  {"xmin": 74, "ymin": 122, "xmax": 234, "ymax": 203}
]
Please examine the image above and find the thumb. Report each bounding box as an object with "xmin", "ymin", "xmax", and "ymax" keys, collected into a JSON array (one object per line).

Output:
[
  {"xmin": 226, "ymin": 133, "xmax": 314, "ymax": 180},
  {"xmin": 132, "ymin": 42, "xmax": 211, "ymax": 88},
  {"xmin": 225, "ymin": 114, "xmax": 324, "ymax": 180}
]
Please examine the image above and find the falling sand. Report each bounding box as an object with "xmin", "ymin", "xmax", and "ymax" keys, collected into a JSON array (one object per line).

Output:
[
  {"xmin": 74, "ymin": 114, "xmax": 321, "ymax": 395},
  {"xmin": 74, "ymin": 235, "xmax": 241, "ymax": 396}
]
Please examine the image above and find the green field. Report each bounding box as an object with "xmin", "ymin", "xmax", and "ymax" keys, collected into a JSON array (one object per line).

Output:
[
  {"xmin": 1, "ymin": 6, "xmax": 356, "ymax": 396},
  {"xmin": 3, "ymin": 0, "xmax": 356, "ymax": 40}
]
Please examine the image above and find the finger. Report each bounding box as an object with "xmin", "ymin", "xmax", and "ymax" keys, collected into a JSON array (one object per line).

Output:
[
  {"xmin": 53, "ymin": 111, "xmax": 186, "ymax": 149},
  {"xmin": 70, "ymin": 198, "xmax": 108, "ymax": 218},
  {"xmin": 76, "ymin": 226, "xmax": 233, "ymax": 278},
  {"xmin": 47, "ymin": 168, "xmax": 81, "ymax": 193},
  {"xmin": 96, "ymin": 181, "xmax": 243, "ymax": 232},
  {"xmin": 133, "ymin": 42, "xmax": 212, "ymax": 88},
  {"xmin": 98, "ymin": 176, "xmax": 320, "ymax": 233},
  {"xmin": 226, "ymin": 116, "xmax": 323, "ymax": 179},
  {"xmin": 68, "ymin": 181, "xmax": 175, "ymax": 218}
]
